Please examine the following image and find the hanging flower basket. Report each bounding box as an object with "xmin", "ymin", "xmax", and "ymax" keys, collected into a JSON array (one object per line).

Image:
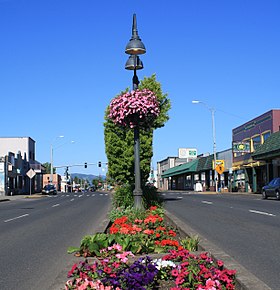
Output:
[{"xmin": 108, "ymin": 89, "xmax": 160, "ymax": 129}]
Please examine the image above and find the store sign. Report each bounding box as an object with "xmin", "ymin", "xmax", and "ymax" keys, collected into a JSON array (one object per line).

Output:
[
  {"xmin": 178, "ymin": 148, "xmax": 197, "ymax": 159},
  {"xmin": 232, "ymin": 142, "xmax": 250, "ymax": 153}
]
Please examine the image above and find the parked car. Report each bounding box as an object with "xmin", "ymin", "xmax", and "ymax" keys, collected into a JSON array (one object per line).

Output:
[
  {"xmin": 262, "ymin": 177, "xmax": 280, "ymax": 200},
  {"xmin": 42, "ymin": 184, "xmax": 57, "ymax": 195}
]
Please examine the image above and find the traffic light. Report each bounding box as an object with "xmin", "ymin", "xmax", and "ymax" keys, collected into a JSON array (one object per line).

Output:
[
  {"xmin": 84, "ymin": 162, "xmax": 87, "ymax": 168},
  {"xmin": 65, "ymin": 167, "xmax": 69, "ymax": 179},
  {"xmin": 98, "ymin": 161, "xmax": 101, "ymax": 167}
]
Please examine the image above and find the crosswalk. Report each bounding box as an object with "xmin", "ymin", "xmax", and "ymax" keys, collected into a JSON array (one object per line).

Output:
[{"xmin": 49, "ymin": 193, "xmax": 109, "ymax": 198}]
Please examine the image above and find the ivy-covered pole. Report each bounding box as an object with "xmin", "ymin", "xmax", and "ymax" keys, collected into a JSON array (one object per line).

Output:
[{"xmin": 125, "ymin": 14, "xmax": 146, "ymax": 209}]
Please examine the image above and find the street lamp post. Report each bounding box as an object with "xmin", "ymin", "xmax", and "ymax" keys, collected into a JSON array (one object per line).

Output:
[
  {"xmin": 125, "ymin": 14, "xmax": 146, "ymax": 209},
  {"xmin": 50, "ymin": 135, "xmax": 64, "ymax": 184},
  {"xmin": 192, "ymin": 100, "xmax": 218, "ymax": 192}
]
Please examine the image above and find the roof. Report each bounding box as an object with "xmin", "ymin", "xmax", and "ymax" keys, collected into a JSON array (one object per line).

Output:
[
  {"xmin": 252, "ymin": 130, "xmax": 280, "ymax": 160},
  {"xmin": 161, "ymin": 158, "xmax": 199, "ymax": 178}
]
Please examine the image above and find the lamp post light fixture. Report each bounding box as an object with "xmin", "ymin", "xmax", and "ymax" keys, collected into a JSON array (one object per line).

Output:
[
  {"xmin": 192, "ymin": 100, "xmax": 218, "ymax": 192},
  {"xmin": 125, "ymin": 14, "xmax": 146, "ymax": 209},
  {"xmin": 50, "ymin": 135, "xmax": 64, "ymax": 184}
]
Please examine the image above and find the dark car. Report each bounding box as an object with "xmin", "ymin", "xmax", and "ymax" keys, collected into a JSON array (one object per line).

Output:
[
  {"xmin": 42, "ymin": 184, "xmax": 57, "ymax": 195},
  {"xmin": 262, "ymin": 177, "xmax": 280, "ymax": 200}
]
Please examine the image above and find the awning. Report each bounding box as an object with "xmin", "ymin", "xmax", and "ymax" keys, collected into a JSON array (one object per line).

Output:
[
  {"xmin": 252, "ymin": 131, "xmax": 280, "ymax": 160},
  {"xmin": 161, "ymin": 158, "xmax": 199, "ymax": 178}
]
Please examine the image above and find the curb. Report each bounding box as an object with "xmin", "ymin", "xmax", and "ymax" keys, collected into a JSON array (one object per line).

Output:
[
  {"xmin": 0, "ymin": 198, "xmax": 10, "ymax": 202},
  {"xmin": 165, "ymin": 210, "xmax": 272, "ymax": 290}
]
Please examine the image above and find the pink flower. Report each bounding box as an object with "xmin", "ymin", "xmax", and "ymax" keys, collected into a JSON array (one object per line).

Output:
[{"xmin": 108, "ymin": 89, "xmax": 160, "ymax": 128}]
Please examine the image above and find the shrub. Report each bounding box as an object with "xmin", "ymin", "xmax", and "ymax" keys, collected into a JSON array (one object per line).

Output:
[
  {"xmin": 112, "ymin": 184, "xmax": 134, "ymax": 208},
  {"xmin": 113, "ymin": 184, "xmax": 163, "ymax": 210}
]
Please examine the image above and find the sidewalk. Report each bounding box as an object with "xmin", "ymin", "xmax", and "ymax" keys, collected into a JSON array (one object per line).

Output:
[{"xmin": 0, "ymin": 193, "xmax": 46, "ymax": 202}]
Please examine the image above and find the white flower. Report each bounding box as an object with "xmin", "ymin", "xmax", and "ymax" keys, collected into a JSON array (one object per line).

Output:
[{"xmin": 152, "ymin": 258, "xmax": 176, "ymax": 270}]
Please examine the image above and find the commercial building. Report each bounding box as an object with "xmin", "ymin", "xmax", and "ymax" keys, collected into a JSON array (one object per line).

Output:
[
  {"xmin": 159, "ymin": 149, "xmax": 232, "ymax": 191},
  {"xmin": 232, "ymin": 110, "xmax": 280, "ymax": 192},
  {"xmin": 157, "ymin": 109, "xmax": 280, "ymax": 193},
  {"xmin": 0, "ymin": 137, "xmax": 44, "ymax": 196}
]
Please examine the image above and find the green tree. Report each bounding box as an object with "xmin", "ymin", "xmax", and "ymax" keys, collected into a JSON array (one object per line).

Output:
[
  {"xmin": 104, "ymin": 74, "xmax": 171, "ymax": 186},
  {"xmin": 42, "ymin": 162, "xmax": 56, "ymax": 174}
]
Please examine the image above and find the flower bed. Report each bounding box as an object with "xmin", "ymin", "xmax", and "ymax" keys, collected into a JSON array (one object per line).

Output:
[{"xmin": 66, "ymin": 206, "xmax": 236, "ymax": 289}]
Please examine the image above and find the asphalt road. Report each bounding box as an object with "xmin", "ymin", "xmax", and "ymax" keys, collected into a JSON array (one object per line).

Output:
[
  {"xmin": 0, "ymin": 192, "xmax": 111, "ymax": 290},
  {"xmin": 163, "ymin": 191, "xmax": 280, "ymax": 290}
]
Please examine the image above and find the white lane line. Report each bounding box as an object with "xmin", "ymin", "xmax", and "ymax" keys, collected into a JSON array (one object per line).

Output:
[
  {"xmin": 4, "ymin": 214, "xmax": 29, "ymax": 223},
  {"xmin": 92, "ymin": 194, "xmax": 95, "ymax": 196},
  {"xmin": 202, "ymin": 200, "xmax": 213, "ymax": 205},
  {"xmin": 78, "ymin": 195, "xmax": 83, "ymax": 198},
  {"xmin": 52, "ymin": 204, "xmax": 60, "ymax": 208},
  {"xmin": 249, "ymin": 209, "xmax": 276, "ymax": 217},
  {"xmin": 70, "ymin": 198, "xmax": 75, "ymax": 202}
]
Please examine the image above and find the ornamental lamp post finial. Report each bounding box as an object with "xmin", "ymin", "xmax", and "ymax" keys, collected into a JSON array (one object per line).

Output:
[{"xmin": 125, "ymin": 14, "xmax": 146, "ymax": 55}]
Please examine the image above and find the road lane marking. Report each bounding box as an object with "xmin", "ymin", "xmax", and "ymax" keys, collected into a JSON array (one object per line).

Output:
[
  {"xmin": 202, "ymin": 201, "xmax": 213, "ymax": 205},
  {"xmin": 4, "ymin": 214, "xmax": 29, "ymax": 223},
  {"xmin": 52, "ymin": 204, "xmax": 60, "ymax": 207},
  {"xmin": 249, "ymin": 209, "xmax": 276, "ymax": 217},
  {"xmin": 70, "ymin": 198, "xmax": 75, "ymax": 201}
]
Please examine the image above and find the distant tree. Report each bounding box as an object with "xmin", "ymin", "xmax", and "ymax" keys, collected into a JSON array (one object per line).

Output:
[
  {"xmin": 42, "ymin": 162, "xmax": 56, "ymax": 174},
  {"xmin": 92, "ymin": 178, "xmax": 99, "ymax": 188},
  {"xmin": 104, "ymin": 74, "xmax": 171, "ymax": 185}
]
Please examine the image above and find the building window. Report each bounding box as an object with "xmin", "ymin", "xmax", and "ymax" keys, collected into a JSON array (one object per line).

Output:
[
  {"xmin": 262, "ymin": 131, "xmax": 271, "ymax": 143},
  {"xmin": 252, "ymin": 135, "xmax": 261, "ymax": 151}
]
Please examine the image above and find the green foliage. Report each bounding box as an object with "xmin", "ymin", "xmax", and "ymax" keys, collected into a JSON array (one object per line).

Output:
[
  {"xmin": 42, "ymin": 162, "xmax": 55, "ymax": 174},
  {"xmin": 112, "ymin": 184, "xmax": 134, "ymax": 208},
  {"xmin": 112, "ymin": 184, "xmax": 163, "ymax": 210},
  {"xmin": 109, "ymin": 206, "xmax": 146, "ymax": 223},
  {"xmin": 179, "ymin": 236, "xmax": 200, "ymax": 252},
  {"xmin": 138, "ymin": 74, "xmax": 171, "ymax": 129},
  {"xmin": 76, "ymin": 233, "xmax": 113, "ymax": 257},
  {"xmin": 104, "ymin": 74, "xmax": 171, "ymax": 186},
  {"xmin": 143, "ymin": 184, "xmax": 163, "ymax": 208}
]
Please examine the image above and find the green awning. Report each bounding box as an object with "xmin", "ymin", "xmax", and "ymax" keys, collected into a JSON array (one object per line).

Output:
[
  {"xmin": 161, "ymin": 158, "xmax": 199, "ymax": 178},
  {"xmin": 252, "ymin": 131, "xmax": 280, "ymax": 160}
]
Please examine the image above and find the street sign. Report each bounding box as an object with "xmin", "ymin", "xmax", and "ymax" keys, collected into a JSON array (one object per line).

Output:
[
  {"xmin": 26, "ymin": 169, "xmax": 36, "ymax": 196},
  {"xmin": 215, "ymin": 165, "xmax": 225, "ymax": 175},
  {"xmin": 212, "ymin": 159, "xmax": 225, "ymax": 169},
  {"xmin": 213, "ymin": 160, "xmax": 225, "ymax": 174},
  {"xmin": 26, "ymin": 169, "xmax": 36, "ymax": 179}
]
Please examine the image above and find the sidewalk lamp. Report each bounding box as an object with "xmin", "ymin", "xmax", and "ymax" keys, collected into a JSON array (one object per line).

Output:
[
  {"xmin": 192, "ymin": 100, "xmax": 218, "ymax": 192},
  {"xmin": 125, "ymin": 14, "xmax": 146, "ymax": 209}
]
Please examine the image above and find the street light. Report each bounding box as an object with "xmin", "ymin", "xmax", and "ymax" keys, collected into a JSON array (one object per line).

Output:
[
  {"xmin": 125, "ymin": 14, "xmax": 146, "ymax": 209},
  {"xmin": 50, "ymin": 135, "xmax": 64, "ymax": 184},
  {"xmin": 192, "ymin": 100, "xmax": 218, "ymax": 192},
  {"xmin": 50, "ymin": 138, "xmax": 75, "ymax": 184}
]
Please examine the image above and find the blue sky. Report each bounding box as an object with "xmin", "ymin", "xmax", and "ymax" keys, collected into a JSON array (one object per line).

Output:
[{"xmin": 0, "ymin": 0, "xmax": 279, "ymax": 177}]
